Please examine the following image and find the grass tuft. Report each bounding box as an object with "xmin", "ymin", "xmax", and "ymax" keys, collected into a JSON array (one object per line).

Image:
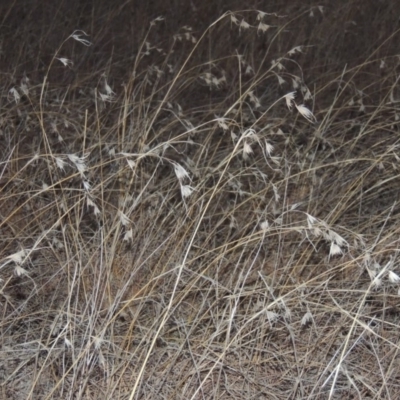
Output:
[{"xmin": 1, "ymin": 1, "xmax": 400, "ymax": 399}]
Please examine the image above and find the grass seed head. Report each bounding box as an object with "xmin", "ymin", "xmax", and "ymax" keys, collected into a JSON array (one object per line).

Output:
[
  {"xmin": 174, "ymin": 163, "xmax": 191, "ymax": 182},
  {"xmin": 70, "ymin": 30, "xmax": 92, "ymax": 46},
  {"xmin": 216, "ymin": 117, "xmax": 229, "ymax": 130},
  {"xmin": 259, "ymin": 220, "xmax": 269, "ymax": 231},
  {"xmin": 14, "ymin": 265, "xmax": 29, "ymax": 277},
  {"xmin": 7, "ymin": 249, "xmax": 27, "ymax": 264},
  {"xmin": 277, "ymin": 75, "xmax": 286, "ymax": 86},
  {"xmin": 301, "ymin": 311, "xmax": 313, "ymax": 326},
  {"xmin": 123, "ymin": 228, "xmax": 133, "ymax": 242},
  {"xmin": 295, "ymin": 103, "xmax": 317, "ymax": 123},
  {"xmin": 329, "ymin": 242, "xmax": 343, "ymax": 257},
  {"xmin": 118, "ymin": 211, "xmax": 130, "ymax": 226},
  {"xmin": 242, "ymin": 141, "xmax": 253, "ymax": 159},
  {"xmin": 388, "ymin": 271, "xmax": 400, "ymax": 283},
  {"xmin": 8, "ymin": 87, "xmax": 20, "ymax": 104},
  {"xmin": 57, "ymin": 57, "xmax": 74, "ymax": 68},
  {"xmin": 372, "ymin": 276, "xmax": 382, "ymax": 288},
  {"xmin": 284, "ymin": 91, "xmax": 296, "ymax": 111},
  {"xmin": 257, "ymin": 22, "xmax": 270, "ymax": 34},
  {"xmin": 239, "ymin": 19, "xmax": 251, "ymax": 30},
  {"xmin": 257, "ymin": 11, "xmax": 267, "ymax": 20},
  {"xmin": 265, "ymin": 141, "xmax": 274, "ymax": 156},
  {"xmin": 180, "ymin": 184, "xmax": 195, "ymax": 199},
  {"xmin": 230, "ymin": 14, "xmax": 240, "ymax": 25},
  {"xmin": 266, "ymin": 310, "xmax": 279, "ymax": 324}
]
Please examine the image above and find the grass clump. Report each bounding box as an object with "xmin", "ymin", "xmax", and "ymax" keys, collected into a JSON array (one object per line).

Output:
[{"xmin": 1, "ymin": 1, "xmax": 400, "ymax": 399}]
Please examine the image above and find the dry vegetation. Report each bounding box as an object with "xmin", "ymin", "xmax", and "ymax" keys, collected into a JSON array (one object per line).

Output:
[{"xmin": 1, "ymin": 1, "xmax": 400, "ymax": 399}]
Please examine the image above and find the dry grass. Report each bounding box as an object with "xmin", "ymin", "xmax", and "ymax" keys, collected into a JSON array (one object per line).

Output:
[{"xmin": 1, "ymin": 1, "xmax": 400, "ymax": 399}]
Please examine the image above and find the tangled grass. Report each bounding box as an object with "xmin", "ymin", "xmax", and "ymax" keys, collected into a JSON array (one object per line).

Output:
[{"xmin": 1, "ymin": 2, "xmax": 400, "ymax": 399}]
